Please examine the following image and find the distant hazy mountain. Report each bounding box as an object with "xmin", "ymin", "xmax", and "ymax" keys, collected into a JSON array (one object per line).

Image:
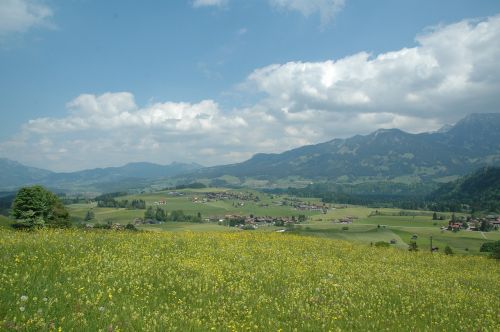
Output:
[
  {"xmin": 0, "ymin": 160, "xmax": 203, "ymax": 191},
  {"xmin": 2, "ymin": 113, "xmax": 499, "ymax": 191},
  {"xmin": 0, "ymin": 158, "xmax": 53, "ymax": 188},
  {"xmin": 47, "ymin": 162, "xmax": 203, "ymax": 183},
  {"xmin": 192, "ymin": 113, "xmax": 500, "ymax": 183}
]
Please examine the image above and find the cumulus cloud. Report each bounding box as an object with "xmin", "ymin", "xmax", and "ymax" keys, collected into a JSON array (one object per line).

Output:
[
  {"xmin": 0, "ymin": 0, "xmax": 53, "ymax": 37},
  {"xmin": 1, "ymin": 93, "xmax": 254, "ymax": 170},
  {"xmin": 1, "ymin": 15, "xmax": 500, "ymax": 171},
  {"xmin": 247, "ymin": 15, "xmax": 500, "ymax": 123}
]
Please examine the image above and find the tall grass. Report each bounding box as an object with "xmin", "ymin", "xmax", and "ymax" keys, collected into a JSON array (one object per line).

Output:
[{"xmin": 1, "ymin": 229, "xmax": 498, "ymax": 331}]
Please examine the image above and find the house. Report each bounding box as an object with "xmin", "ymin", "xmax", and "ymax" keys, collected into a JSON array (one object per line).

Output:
[{"xmin": 491, "ymin": 219, "xmax": 500, "ymax": 227}]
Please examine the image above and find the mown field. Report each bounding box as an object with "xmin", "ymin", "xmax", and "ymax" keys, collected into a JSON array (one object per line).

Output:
[{"xmin": 0, "ymin": 230, "xmax": 498, "ymax": 331}]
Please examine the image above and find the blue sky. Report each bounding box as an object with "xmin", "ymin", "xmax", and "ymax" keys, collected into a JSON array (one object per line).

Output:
[{"xmin": 0, "ymin": 0, "xmax": 499, "ymax": 171}]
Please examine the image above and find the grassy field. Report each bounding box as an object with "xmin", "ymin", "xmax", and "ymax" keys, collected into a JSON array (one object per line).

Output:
[
  {"xmin": 294, "ymin": 210, "xmax": 500, "ymax": 255},
  {"xmin": 65, "ymin": 189, "xmax": 500, "ymax": 255},
  {"xmin": 0, "ymin": 215, "xmax": 13, "ymax": 229},
  {"xmin": 68, "ymin": 188, "xmax": 324, "ymax": 224},
  {"xmin": 0, "ymin": 229, "xmax": 498, "ymax": 331}
]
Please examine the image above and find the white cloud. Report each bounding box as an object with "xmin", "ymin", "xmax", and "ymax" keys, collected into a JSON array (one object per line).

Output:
[
  {"xmin": 0, "ymin": 0, "xmax": 53, "ymax": 37},
  {"xmin": 1, "ymin": 15, "xmax": 499, "ymax": 171},
  {"xmin": 1, "ymin": 93, "xmax": 253, "ymax": 171},
  {"xmin": 270, "ymin": 0, "xmax": 345, "ymax": 25},
  {"xmin": 192, "ymin": 0, "xmax": 227, "ymax": 8},
  {"xmin": 26, "ymin": 93, "xmax": 248, "ymax": 135},
  {"xmin": 247, "ymin": 15, "xmax": 500, "ymax": 122}
]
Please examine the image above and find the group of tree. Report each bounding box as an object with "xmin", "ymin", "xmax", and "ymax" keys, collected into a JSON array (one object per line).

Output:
[
  {"xmin": 11, "ymin": 185, "xmax": 71, "ymax": 228},
  {"xmin": 480, "ymin": 241, "xmax": 500, "ymax": 259},
  {"xmin": 427, "ymin": 167, "xmax": 500, "ymax": 213},
  {"xmin": 172, "ymin": 182, "xmax": 207, "ymax": 190},
  {"xmin": 273, "ymin": 167, "xmax": 500, "ymax": 214},
  {"xmin": 144, "ymin": 206, "xmax": 202, "ymax": 223},
  {"xmin": 97, "ymin": 197, "xmax": 146, "ymax": 209}
]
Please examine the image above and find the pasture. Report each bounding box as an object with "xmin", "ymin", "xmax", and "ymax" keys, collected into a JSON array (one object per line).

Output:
[{"xmin": 65, "ymin": 188, "xmax": 500, "ymax": 255}]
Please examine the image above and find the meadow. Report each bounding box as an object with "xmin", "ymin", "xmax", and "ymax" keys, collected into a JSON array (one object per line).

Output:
[
  {"xmin": 66, "ymin": 188, "xmax": 500, "ymax": 255},
  {"xmin": 1, "ymin": 229, "xmax": 499, "ymax": 331}
]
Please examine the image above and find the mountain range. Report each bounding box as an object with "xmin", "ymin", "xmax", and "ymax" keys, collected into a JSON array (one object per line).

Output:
[
  {"xmin": 190, "ymin": 113, "xmax": 500, "ymax": 185},
  {"xmin": 0, "ymin": 160, "xmax": 202, "ymax": 192},
  {"xmin": 0, "ymin": 113, "xmax": 499, "ymax": 193}
]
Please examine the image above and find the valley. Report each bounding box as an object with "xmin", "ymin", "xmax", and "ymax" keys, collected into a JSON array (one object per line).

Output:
[{"xmin": 64, "ymin": 187, "xmax": 500, "ymax": 256}]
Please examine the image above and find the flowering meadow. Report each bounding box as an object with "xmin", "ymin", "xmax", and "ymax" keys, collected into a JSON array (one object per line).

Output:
[{"xmin": 0, "ymin": 230, "xmax": 499, "ymax": 331}]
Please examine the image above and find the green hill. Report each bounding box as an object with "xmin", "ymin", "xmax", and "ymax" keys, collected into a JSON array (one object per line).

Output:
[{"xmin": 428, "ymin": 167, "xmax": 500, "ymax": 212}]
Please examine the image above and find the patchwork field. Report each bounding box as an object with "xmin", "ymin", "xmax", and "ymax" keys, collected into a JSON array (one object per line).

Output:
[
  {"xmin": 1, "ymin": 230, "xmax": 498, "ymax": 331},
  {"xmin": 66, "ymin": 188, "xmax": 500, "ymax": 255}
]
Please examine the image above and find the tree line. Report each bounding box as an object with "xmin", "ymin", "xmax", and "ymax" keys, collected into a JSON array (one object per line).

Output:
[
  {"xmin": 97, "ymin": 198, "xmax": 146, "ymax": 209},
  {"xmin": 143, "ymin": 206, "xmax": 202, "ymax": 223}
]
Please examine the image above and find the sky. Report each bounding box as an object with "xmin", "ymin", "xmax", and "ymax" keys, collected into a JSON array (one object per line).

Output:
[{"xmin": 0, "ymin": 0, "xmax": 499, "ymax": 172}]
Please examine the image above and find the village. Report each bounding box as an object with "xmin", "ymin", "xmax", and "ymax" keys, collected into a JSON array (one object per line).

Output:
[
  {"xmin": 217, "ymin": 214, "xmax": 307, "ymax": 229},
  {"xmin": 445, "ymin": 215, "xmax": 500, "ymax": 232},
  {"xmin": 191, "ymin": 191, "xmax": 261, "ymax": 203},
  {"xmin": 273, "ymin": 197, "xmax": 330, "ymax": 213}
]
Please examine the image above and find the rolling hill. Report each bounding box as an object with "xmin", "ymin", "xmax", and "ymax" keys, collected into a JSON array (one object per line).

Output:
[{"xmin": 0, "ymin": 161, "xmax": 202, "ymax": 192}]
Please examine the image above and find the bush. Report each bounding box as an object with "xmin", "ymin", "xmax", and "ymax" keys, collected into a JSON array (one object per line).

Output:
[
  {"xmin": 491, "ymin": 246, "xmax": 500, "ymax": 260},
  {"xmin": 93, "ymin": 223, "xmax": 111, "ymax": 230},
  {"xmin": 241, "ymin": 225, "xmax": 256, "ymax": 230},
  {"xmin": 342, "ymin": 226, "xmax": 349, "ymax": 231},
  {"xmin": 480, "ymin": 241, "xmax": 500, "ymax": 253},
  {"xmin": 125, "ymin": 223, "xmax": 138, "ymax": 231},
  {"xmin": 444, "ymin": 245, "xmax": 453, "ymax": 255},
  {"xmin": 375, "ymin": 241, "xmax": 390, "ymax": 248}
]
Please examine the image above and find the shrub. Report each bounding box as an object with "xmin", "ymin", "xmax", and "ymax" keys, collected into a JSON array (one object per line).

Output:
[
  {"xmin": 125, "ymin": 223, "xmax": 138, "ymax": 231},
  {"xmin": 491, "ymin": 246, "xmax": 500, "ymax": 260},
  {"xmin": 408, "ymin": 241, "xmax": 418, "ymax": 251},
  {"xmin": 342, "ymin": 226, "xmax": 349, "ymax": 231},
  {"xmin": 93, "ymin": 223, "xmax": 111, "ymax": 230},
  {"xmin": 375, "ymin": 241, "xmax": 390, "ymax": 248},
  {"xmin": 241, "ymin": 225, "xmax": 256, "ymax": 230},
  {"xmin": 444, "ymin": 245, "xmax": 453, "ymax": 255},
  {"xmin": 480, "ymin": 241, "xmax": 500, "ymax": 253}
]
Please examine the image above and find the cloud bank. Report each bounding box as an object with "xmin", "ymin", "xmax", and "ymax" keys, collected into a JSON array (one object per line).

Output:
[{"xmin": 2, "ymin": 15, "xmax": 500, "ymax": 171}]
